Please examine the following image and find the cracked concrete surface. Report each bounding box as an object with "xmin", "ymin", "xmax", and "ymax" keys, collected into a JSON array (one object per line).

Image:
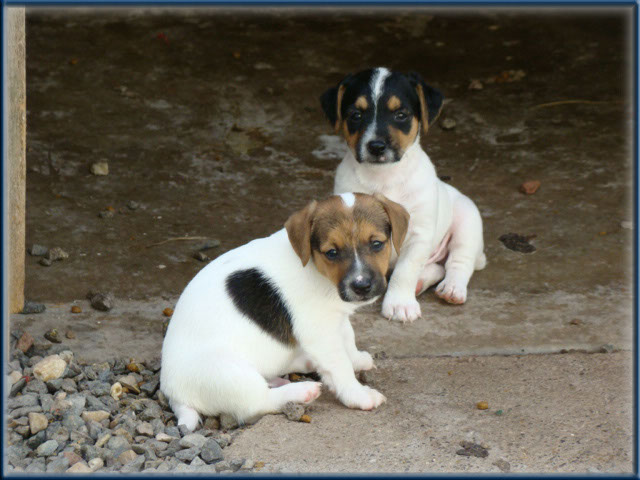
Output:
[{"xmin": 9, "ymin": 6, "xmax": 635, "ymax": 473}]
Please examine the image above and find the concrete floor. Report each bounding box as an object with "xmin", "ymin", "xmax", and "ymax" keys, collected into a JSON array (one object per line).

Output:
[{"xmin": 11, "ymin": 7, "xmax": 635, "ymax": 473}]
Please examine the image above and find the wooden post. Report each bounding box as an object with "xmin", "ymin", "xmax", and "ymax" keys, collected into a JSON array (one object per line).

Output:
[{"xmin": 6, "ymin": 7, "xmax": 26, "ymax": 314}]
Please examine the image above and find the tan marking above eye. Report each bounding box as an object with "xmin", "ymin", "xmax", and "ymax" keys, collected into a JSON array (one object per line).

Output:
[
  {"xmin": 387, "ymin": 95, "xmax": 402, "ymax": 111},
  {"xmin": 355, "ymin": 96, "xmax": 369, "ymax": 110}
]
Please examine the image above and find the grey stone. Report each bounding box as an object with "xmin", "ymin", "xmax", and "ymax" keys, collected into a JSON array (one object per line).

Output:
[
  {"xmin": 36, "ymin": 439, "xmax": 59, "ymax": 457},
  {"xmin": 29, "ymin": 244, "xmax": 48, "ymax": 256},
  {"xmin": 440, "ymin": 117, "xmax": 457, "ymax": 131},
  {"xmin": 97, "ymin": 369, "xmax": 113, "ymax": 383},
  {"xmin": 87, "ymin": 420, "xmax": 105, "ymax": 440},
  {"xmin": 46, "ymin": 424, "xmax": 69, "ymax": 444},
  {"xmin": 230, "ymin": 457, "xmax": 245, "ymax": 471},
  {"xmin": 215, "ymin": 460, "xmax": 231, "ymax": 472},
  {"xmin": 46, "ymin": 455, "xmax": 70, "ymax": 473},
  {"xmin": 66, "ymin": 393, "xmax": 87, "ymax": 415},
  {"xmin": 216, "ymin": 433, "xmax": 232, "ymax": 449},
  {"xmin": 40, "ymin": 393, "xmax": 54, "ymax": 412},
  {"xmin": 8, "ymin": 392, "xmax": 39, "ymax": 409},
  {"xmin": 139, "ymin": 403, "xmax": 162, "ymax": 421},
  {"xmin": 136, "ymin": 422, "xmax": 154, "ymax": 437},
  {"xmin": 61, "ymin": 378, "xmax": 77, "ymax": 393},
  {"xmin": 150, "ymin": 418, "xmax": 165, "ymax": 435},
  {"xmin": 22, "ymin": 301, "xmax": 46, "ymax": 314},
  {"xmin": 220, "ymin": 413, "xmax": 239, "ymax": 430},
  {"xmin": 190, "ymin": 456, "xmax": 206, "ymax": 467},
  {"xmin": 107, "ymin": 435, "xmax": 131, "ymax": 456},
  {"xmin": 62, "ymin": 413, "xmax": 85, "ymax": 430},
  {"xmin": 25, "ymin": 379, "xmax": 48, "ymax": 395},
  {"xmin": 200, "ymin": 438, "xmax": 224, "ymax": 464},
  {"xmin": 121, "ymin": 454, "xmax": 145, "ymax": 473},
  {"xmin": 126, "ymin": 200, "xmax": 140, "ymax": 210},
  {"xmin": 140, "ymin": 379, "xmax": 159, "ymax": 396},
  {"xmin": 26, "ymin": 430, "xmax": 47, "ymax": 449},
  {"xmin": 46, "ymin": 247, "xmax": 69, "ymax": 262},
  {"xmin": 39, "ymin": 258, "xmax": 52, "ymax": 267},
  {"xmin": 165, "ymin": 426, "xmax": 180, "ymax": 438},
  {"xmin": 87, "ymin": 380, "xmax": 110, "ymax": 396},
  {"xmin": 46, "ymin": 378, "xmax": 63, "ymax": 392},
  {"xmin": 193, "ymin": 251, "xmax": 210, "ymax": 262},
  {"xmin": 180, "ymin": 433, "xmax": 207, "ymax": 450},
  {"xmin": 89, "ymin": 292, "xmax": 113, "ymax": 312},
  {"xmin": 10, "ymin": 377, "xmax": 26, "ymax": 396},
  {"xmin": 178, "ymin": 424, "xmax": 191, "ymax": 437},
  {"xmin": 10, "ymin": 405, "xmax": 43, "ymax": 418},
  {"xmin": 282, "ymin": 401, "xmax": 304, "ymax": 421},
  {"xmin": 85, "ymin": 395, "xmax": 108, "ymax": 411},
  {"xmin": 175, "ymin": 447, "xmax": 199, "ymax": 462},
  {"xmin": 25, "ymin": 458, "xmax": 46, "ymax": 473}
]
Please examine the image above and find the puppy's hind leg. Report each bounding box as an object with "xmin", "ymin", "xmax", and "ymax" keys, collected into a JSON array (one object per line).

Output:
[
  {"xmin": 435, "ymin": 195, "xmax": 485, "ymax": 304},
  {"xmin": 415, "ymin": 263, "xmax": 445, "ymax": 296},
  {"xmin": 172, "ymin": 402, "xmax": 201, "ymax": 431}
]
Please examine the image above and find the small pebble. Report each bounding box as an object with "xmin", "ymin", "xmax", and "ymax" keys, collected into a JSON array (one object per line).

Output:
[
  {"xmin": 300, "ymin": 414, "xmax": 311, "ymax": 423},
  {"xmin": 519, "ymin": 180, "xmax": 541, "ymax": 195},
  {"xmin": 88, "ymin": 292, "xmax": 113, "ymax": 312},
  {"xmin": 16, "ymin": 331, "xmax": 34, "ymax": 353},
  {"xmin": 282, "ymin": 402, "xmax": 304, "ymax": 422},
  {"xmin": 44, "ymin": 329, "xmax": 62, "ymax": 344},
  {"xmin": 46, "ymin": 247, "xmax": 69, "ymax": 262},
  {"xmin": 569, "ymin": 318, "xmax": 582, "ymax": 326},
  {"xmin": 98, "ymin": 210, "xmax": 114, "ymax": 219},
  {"xmin": 193, "ymin": 251, "xmax": 210, "ymax": 262},
  {"xmin": 65, "ymin": 330, "xmax": 76, "ymax": 339},
  {"xmin": 126, "ymin": 200, "xmax": 140, "ymax": 211},
  {"xmin": 440, "ymin": 117, "xmax": 457, "ymax": 131},
  {"xmin": 468, "ymin": 79, "xmax": 484, "ymax": 90},
  {"xmin": 162, "ymin": 308, "xmax": 174, "ymax": 317},
  {"xmin": 29, "ymin": 244, "xmax": 48, "ymax": 256},
  {"xmin": 70, "ymin": 306, "xmax": 82, "ymax": 314},
  {"xmin": 90, "ymin": 161, "xmax": 109, "ymax": 176},
  {"xmin": 22, "ymin": 301, "xmax": 46, "ymax": 314},
  {"xmin": 476, "ymin": 401, "xmax": 489, "ymax": 410},
  {"xmin": 39, "ymin": 258, "xmax": 52, "ymax": 267}
]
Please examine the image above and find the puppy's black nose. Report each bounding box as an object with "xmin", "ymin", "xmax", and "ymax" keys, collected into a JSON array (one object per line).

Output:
[
  {"xmin": 367, "ymin": 140, "xmax": 387, "ymax": 156},
  {"xmin": 350, "ymin": 278, "xmax": 372, "ymax": 296}
]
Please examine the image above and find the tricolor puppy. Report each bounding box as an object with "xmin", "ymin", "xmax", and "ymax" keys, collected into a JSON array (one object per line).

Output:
[
  {"xmin": 160, "ymin": 192, "xmax": 409, "ymax": 430},
  {"xmin": 321, "ymin": 67, "xmax": 486, "ymax": 323}
]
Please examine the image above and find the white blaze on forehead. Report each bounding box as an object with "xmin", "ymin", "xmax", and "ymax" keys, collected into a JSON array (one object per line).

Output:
[
  {"xmin": 370, "ymin": 67, "xmax": 391, "ymax": 103},
  {"xmin": 360, "ymin": 67, "xmax": 391, "ymax": 160},
  {"xmin": 340, "ymin": 192, "xmax": 356, "ymax": 208}
]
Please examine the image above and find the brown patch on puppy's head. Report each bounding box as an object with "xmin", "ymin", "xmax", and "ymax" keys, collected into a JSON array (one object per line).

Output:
[{"xmin": 285, "ymin": 193, "xmax": 410, "ymax": 302}]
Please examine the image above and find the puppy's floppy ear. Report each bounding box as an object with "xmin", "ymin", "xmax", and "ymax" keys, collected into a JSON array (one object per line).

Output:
[
  {"xmin": 320, "ymin": 73, "xmax": 352, "ymax": 133},
  {"xmin": 406, "ymin": 71, "xmax": 444, "ymax": 134},
  {"xmin": 285, "ymin": 200, "xmax": 318, "ymax": 266},
  {"xmin": 374, "ymin": 193, "xmax": 410, "ymax": 253}
]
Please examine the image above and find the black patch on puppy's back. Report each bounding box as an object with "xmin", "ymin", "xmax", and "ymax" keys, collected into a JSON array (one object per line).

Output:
[{"xmin": 225, "ymin": 268, "xmax": 296, "ymax": 346}]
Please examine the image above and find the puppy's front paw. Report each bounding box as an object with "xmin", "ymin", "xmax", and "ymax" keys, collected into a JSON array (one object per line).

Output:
[
  {"xmin": 382, "ymin": 291, "xmax": 421, "ymax": 323},
  {"xmin": 352, "ymin": 351, "xmax": 375, "ymax": 372},
  {"xmin": 340, "ymin": 385, "xmax": 386, "ymax": 411},
  {"xmin": 435, "ymin": 277, "xmax": 467, "ymax": 304}
]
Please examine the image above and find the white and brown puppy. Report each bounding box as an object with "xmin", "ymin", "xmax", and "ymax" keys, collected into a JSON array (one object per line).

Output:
[
  {"xmin": 321, "ymin": 67, "xmax": 486, "ymax": 323},
  {"xmin": 160, "ymin": 193, "xmax": 409, "ymax": 430}
]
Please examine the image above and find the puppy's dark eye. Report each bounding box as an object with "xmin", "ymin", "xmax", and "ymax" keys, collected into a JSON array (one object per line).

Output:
[
  {"xmin": 349, "ymin": 111, "xmax": 362, "ymax": 122},
  {"xmin": 370, "ymin": 240, "xmax": 385, "ymax": 252},
  {"xmin": 325, "ymin": 249, "xmax": 339, "ymax": 260},
  {"xmin": 394, "ymin": 111, "xmax": 409, "ymax": 122}
]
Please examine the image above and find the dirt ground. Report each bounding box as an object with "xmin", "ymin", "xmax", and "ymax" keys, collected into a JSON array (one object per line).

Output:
[{"xmin": 11, "ymin": 6, "xmax": 635, "ymax": 474}]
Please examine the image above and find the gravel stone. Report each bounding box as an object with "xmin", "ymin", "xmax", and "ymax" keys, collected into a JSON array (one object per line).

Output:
[
  {"xmin": 82, "ymin": 410, "xmax": 110, "ymax": 423},
  {"xmin": 46, "ymin": 455, "xmax": 70, "ymax": 473},
  {"xmin": 67, "ymin": 461, "xmax": 92, "ymax": 473},
  {"xmin": 46, "ymin": 247, "xmax": 69, "ymax": 262},
  {"xmin": 88, "ymin": 458, "xmax": 104, "ymax": 471},
  {"xmin": 26, "ymin": 430, "xmax": 47, "ymax": 449},
  {"xmin": 39, "ymin": 258, "xmax": 52, "ymax": 266},
  {"xmin": 29, "ymin": 244, "xmax": 49, "ymax": 256},
  {"xmin": 175, "ymin": 447, "xmax": 199, "ymax": 462},
  {"xmin": 88, "ymin": 292, "xmax": 114, "ymax": 312},
  {"xmin": 36, "ymin": 440, "xmax": 59, "ymax": 457},
  {"xmin": 25, "ymin": 378, "xmax": 49, "ymax": 395},
  {"xmin": 121, "ymin": 454, "xmax": 145, "ymax": 473},
  {"xmin": 136, "ymin": 422, "xmax": 154, "ymax": 437},
  {"xmin": 200, "ymin": 438, "xmax": 224, "ymax": 464},
  {"xmin": 9, "ymin": 393, "xmax": 39, "ymax": 409},
  {"xmin": 63, "ymin": 450, "xmax": 83, "ymax": 466},
  {"xmin": 95, "ymin": 433, "xmax": 111, "ymax": 448},
  {"xmin": 10, "ymin": 377, "xmax": 27, "ymax": 397},
  {"xmin": 61, "ymin": 378, "xmax": 77, "ymax": 393},
  {"xmin": 219, "ymin": 413, "xmax": 239, "ymax": 430},
  {"xmin": 33, "ymin": 355, "xmax": 67, "ymax": 382},
  {"xmin": 26, "ymin": 458, "xmax": 46, "ymax": 472},
  {"xmin": 140, "ymin": 379, "xmax": 159, "ymax": 396},
  {"xmin": 47, "ymin": 424, "xmax": 70, "ymax": 444},
  {"xmin": 10, "ymin": 405, "xmax": 43, "ymax": 418},
  {"xmin": 107, "ymin": 435, "xmax": 131, "ymax": 456},
  {"xmin": 283, "ymin": 401, "xmax": 304, "ymax": 421},
  {"xmin": 180, "ymin": 433, "xmax": 207, "ymax": 450},
  {"xmin": 216, "ymin": 433, "xmax": 232, "ymax": 449},
  {"xmin": 62, "ymin": 413, "xmax": 85, "ymax": 430},
  {"xmin": 140, "ymin": 403, "xmax": 163, "ymax": 421},
  {"xmin": 118, "ymin": 449, "xmax": 138, "ymax": 465},
  {"xmin": 29, "ymin": 412, "xmax": 49, "ymax": 434},
  {"xmin": 215, "ymin": 460, "xmax": 231, "ymax": 472},
  {"xmin": 87, "ymin": 380, "xmax": 111, "ymax": 396},
  {"xmin": 165, "ymin": 426, "xmax": 180, "ymax": 438},
  {"xmin": 90, "ymin": 161, "xmax": 109, "ymax": 175},
  {"xmin": 22, "ymin": 301, "xmax": 46, "ymax": 314}
]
